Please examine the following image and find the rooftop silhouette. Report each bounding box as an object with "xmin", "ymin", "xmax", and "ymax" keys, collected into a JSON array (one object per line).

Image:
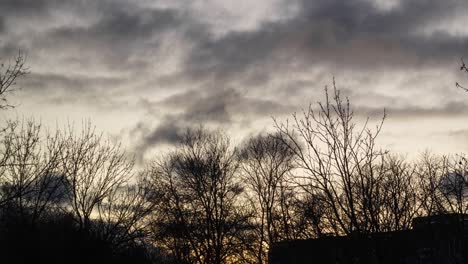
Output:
[{"xmin": 269, "ymin": 214, "xmax": 468, "ymax": 264}]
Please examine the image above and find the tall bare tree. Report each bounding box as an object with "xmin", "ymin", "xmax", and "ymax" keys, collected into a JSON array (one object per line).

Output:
[
  {"xmin": 0, "ymin": 52, "xmax": 30, "ymax": 208},
  {"xmin": 238, "ymin": 133, "xmax": 295, "ymax": 263},
  {"xmin": 59, "ymin": 124, "xmax": 134, "ymax": 231},
  {"xmin": 378, "ymin": 155, "xmax": 420, "ymax": 231},
  {"xmin": 274, "ymin": 80, "xmax": 388, "ymax": 235},
  {"xmin": 148, "ymin": 128, "xmax": 254, "ymax": 264},
  {"xmin": 0, "ymin": 120, "xmax": 66, "ymax": 225}
]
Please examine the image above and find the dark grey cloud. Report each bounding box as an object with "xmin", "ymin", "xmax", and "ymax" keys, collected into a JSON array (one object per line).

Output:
[
  {"xmin": 0, "ymin": 17, "xmax": 4, "ymax": 34},
  {"xmin": 146, "ymin": 87, "xmax": 293, "ymax": 122},
  {"xmin": 23, "ymin": 73, "xmax": 124, "ymax": 94},
  {"xmin": 177, "ymin": 88, "xmax": 236, "ymax": 123},
  {"xmin": 132, "ymin": 89, "xmax": 237, "ymax": 155},
  {"xmin": 179, "ymin": 0, "xmax": 468, "ymax": 86},
  {"xmin": 4, "ymin": 0, "xmax": 466, "ymax": 103},
  {"xmin": 1, "ymin": 0, "xmax": 468, "ymax": 158},
  {"xmin": 0, "ymin": 0, "xmax": 48, "ymax": 15},
  {"xmin": 0, "ymin": 0, "xmax": 193, "ymax": 111},
  {"xmin": 132, "ymin": 87, "xmax": 293, "ymax": 157},
  {"xmin": 35, "ymin": 6, "xmax": 184, "ymax": 72},
  {"xmin": 133, "ymin": 117, "xmax": 186, "ymax": 146},
  {"xmin": 48, "ymin": 7, "xmax": 181, "ymax": 46},
  {"xmin": 18, "ymin": 72, "xmax": 132, "ymax": 111},
  {"xmin": 146, "ymin": 121, "xmax": 186, "ymax": 146},
  {"xmin": 182, "ymin": 28, "xmax": 280, "ymax": 83},
  {"xmin": 359, "ymin": 100, "xmax": 468, "ymax": 119}
]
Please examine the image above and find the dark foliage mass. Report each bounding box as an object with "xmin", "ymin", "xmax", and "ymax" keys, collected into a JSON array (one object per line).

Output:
[
  {"xmin": 0, "ymin": 54, "xmax": 467, "ymax": 264},
  {"xmin": 0, "ymin": 209, "xmax": 154, "ymax": 264}
]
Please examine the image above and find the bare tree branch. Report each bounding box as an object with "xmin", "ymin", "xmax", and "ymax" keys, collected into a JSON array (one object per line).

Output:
[{"xmin": 0, "ymin": 52, "xmax": 29, "ymax": 110}]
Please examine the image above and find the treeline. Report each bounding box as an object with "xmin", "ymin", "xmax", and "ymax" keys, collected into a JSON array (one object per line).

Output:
[
  {"xmin": 0, "ymin": 54, "xmax": 467, "ymax": 264},
  {"xmin": 1, "ymin": 91, "xmax": 467, "ymax": 264}
]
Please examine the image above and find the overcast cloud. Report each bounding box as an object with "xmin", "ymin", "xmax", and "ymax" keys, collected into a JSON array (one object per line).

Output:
[{"xmin": 1, "ymin": 0, "xmax": 468, "ymax": 160}]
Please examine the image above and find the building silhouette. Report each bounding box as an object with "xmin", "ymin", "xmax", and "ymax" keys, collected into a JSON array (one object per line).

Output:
[{"xmin": 269, "ymin": 214, "xmax": 467, "ymax": 264}]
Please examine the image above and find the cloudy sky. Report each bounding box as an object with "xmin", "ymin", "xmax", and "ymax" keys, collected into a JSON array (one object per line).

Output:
[{"xmin": 1, "ymin": 0, "xmax": 468, "ymax": 161}]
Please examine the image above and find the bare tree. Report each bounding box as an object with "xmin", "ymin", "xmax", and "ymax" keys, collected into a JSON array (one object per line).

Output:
[
  {"xmin": 95, "ymin": 175, "xmax": 156, "ymax": 249},
  {"xmin": 291, "ymin": 190, "xmax": 330, "ymax": 238},
  {"xmin": 274, "ymin": 80, "xmax": 388, "ymax": 235},
  {"xmin": 416, "ymin": 152, "xmax": 468, "ymax": 216},
  {"xmin": 59, "ymin": 123, "xmax": 134, "ymax": 231},
  {"xmin": 0, "ymin": 52, "xmax": 28, "ymax": 110},
  {"xmin": 0, "ymin": 120, "xmax": 66, "ymax": 225},
  {"xmin": 148, "ymin": 128, "xmax": 254, "ymax": 264},
  {"xmin": 0, "ymin": 52, "xmax": 30, "ymax": 206},
  {"xmin": 238, "ymin": 133, "xmax": 295, "ymax": 264},
  {"xmin": 441, "ymin": 156, "xmax": 468, "ymax": 214},
  {"xmin": 378, "ymin": 155, "xmax": 420, "ymax": 231}
]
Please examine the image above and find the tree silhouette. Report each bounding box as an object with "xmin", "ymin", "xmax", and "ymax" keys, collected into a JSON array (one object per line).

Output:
[
  {"xmin": 274, "ymin": 80, "xmax": 392, "ymax": 235},
  {"xmin": 147, "ymin": 128, "xmax": 255, "ymax": 264},
  {"xmin": 238, "ymin": 133, "xmax": 296, "ymax": 263},
  {"xmin": 0, "ymin": 120, "xmax": 65, "ymax": 224},
  {"xmin": 456, "ymin": 58, "xmax": 468, "ymax": 92},
  {"xmin": 416, "ymin": 153, "xmax": 468, "ymax": 216},
  {"xmin": 59, "ymin": 123, "xmax": 134, "ymax": 231},
  {"xmin": 0, "ymin": 52, "xmax": 28, "ymax": 110}
]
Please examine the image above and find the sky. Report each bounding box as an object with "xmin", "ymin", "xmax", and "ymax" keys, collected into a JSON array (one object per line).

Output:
[{"xmin": 1, "ymin": 0, "xmax": 468, "ymax": 162}]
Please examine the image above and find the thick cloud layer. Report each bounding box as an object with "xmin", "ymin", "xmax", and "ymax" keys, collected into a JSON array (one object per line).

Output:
[{"xmin": 1, "ymin": 0, "xmax": 468, "ymax": 159}]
